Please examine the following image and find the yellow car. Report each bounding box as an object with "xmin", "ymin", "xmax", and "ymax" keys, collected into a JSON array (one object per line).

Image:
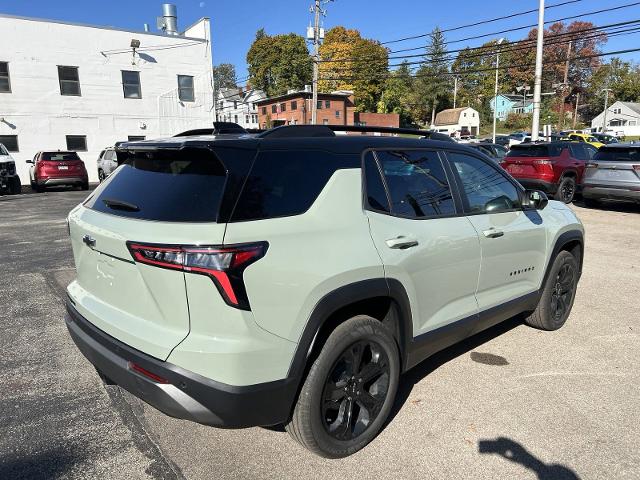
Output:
[{"xmin": 568, "ymin": 133, "xmax": 605, "ymax": 149}]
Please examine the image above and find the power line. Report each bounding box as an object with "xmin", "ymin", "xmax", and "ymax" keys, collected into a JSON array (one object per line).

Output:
[
  {"xmin": 376, "ymin": 0, "xmax": 640, "ymax": 57},
  {"xmin": 317, "ymin": 47, "xmax": 640, "ymax": 82},
  {"xmin": 319, "ymin": 22, "xmax": 639, "ymax": 73},
  {"xmin": 380, "ymin": 0, "xmax": 584, "ymax": 45}
]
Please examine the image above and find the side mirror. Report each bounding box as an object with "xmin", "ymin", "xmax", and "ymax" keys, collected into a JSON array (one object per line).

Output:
[
  {"xmin": 524, "ymin": 189, "xmax": 548, "ymax": 210},
  {"xmin": 26, "ymin": 159, "xmax": 34, "ymax": 164}
]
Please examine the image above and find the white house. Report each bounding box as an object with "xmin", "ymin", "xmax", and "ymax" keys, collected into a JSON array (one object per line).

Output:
[
  {"xmin": 431, "ymin": 107, "xmax": 480, "ymax": 136},
  {"xmin": 0, "ymin": 6, "xmax": 214, "ymax": 184},
  {"xmin": 590, "ymin": 101, "xmax": 640, "ymax": 137},
  {"xmin": 216, "ymin": 87, "xmax": 266, "ymax": 130}
]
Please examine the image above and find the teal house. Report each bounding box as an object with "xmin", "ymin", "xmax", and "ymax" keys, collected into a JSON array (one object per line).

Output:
[{"xmin": 490, "ymin": 94, "xmax": 534, "ymax": 121}]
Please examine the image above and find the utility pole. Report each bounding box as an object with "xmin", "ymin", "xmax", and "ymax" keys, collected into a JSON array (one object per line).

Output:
[
  {"xmin": 453, "ymin": 76, "xmax": 458, "ymax": 109},
  {"xmin": 601, "ymin": 88, "xmax": 612, "ymax": 134},
  {"xmin": 531, "ymin": 0, "xmax": 545, "ymax": 141},
  {"xmin": 311, "ymin": 0, "xmax": 321, "ymax": 124},
  {"xmin": 572, "ymin": 92, "xmax": 580, "ymax": 129},
  {"xmin": 492, "ymin": 38, "xmax": 505, "ymax": 144}
]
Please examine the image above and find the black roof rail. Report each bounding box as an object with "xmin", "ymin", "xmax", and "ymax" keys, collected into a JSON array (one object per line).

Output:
[{"xmin": 257, "ymin": 124, "xmax": 457, "ymax": 142}]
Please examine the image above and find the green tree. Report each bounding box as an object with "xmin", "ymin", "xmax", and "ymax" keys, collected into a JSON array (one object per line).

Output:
[
  {"xmin": 412, "ymin": 28, "xmax": 452, "ymax": 125},
  {"xmin": 319, "ymin": 26, "xmax": 388, "ymax": 112},
  {"xmin": 378, "ymin": 62, "xmax": 415, "ymax": 126},
  {"xmin": 212, "ymin": 63, "xmax": 237, "ymax": 90},
  {"xmin": 246, "ymin": 30, "xmax": 312, "ymax": 96},
  {"xmin": 584, "ymin": 58, "xmax": 640, "ymax": 119}
]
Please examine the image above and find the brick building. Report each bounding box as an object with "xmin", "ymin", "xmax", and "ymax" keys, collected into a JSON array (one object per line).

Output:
[{"xmin": 256, "ymin": 90, "xmax": 399, "ymax": 129}]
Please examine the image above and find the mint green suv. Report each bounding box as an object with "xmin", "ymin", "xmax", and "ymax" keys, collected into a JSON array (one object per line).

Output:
[{"xmin": 65, "ymin": 126, "xmax": 584, "ymax": 458}]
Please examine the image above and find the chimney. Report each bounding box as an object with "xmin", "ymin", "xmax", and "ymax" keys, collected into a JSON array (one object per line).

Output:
[{"xmin": 157, "ymin": 4, "xmax": 179, "ymax": 35}]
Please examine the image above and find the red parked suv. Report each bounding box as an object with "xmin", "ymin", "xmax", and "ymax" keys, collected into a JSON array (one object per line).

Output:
[
  {"xmin": 501, "ymin": 142, "xmax": 597, "ymax": 203},
  {"xmin": 27, "ymin": 151, "xmax": 89, "ymax": 192}
]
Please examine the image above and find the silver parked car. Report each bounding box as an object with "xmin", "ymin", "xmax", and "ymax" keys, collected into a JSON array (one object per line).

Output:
[
  {"xmin": 97, "ymin": 147, "xmax": 118, "ymax": 182},
  {"xmin": 582, "ymin": 145, "xmax": 640, "ymax": 207}
]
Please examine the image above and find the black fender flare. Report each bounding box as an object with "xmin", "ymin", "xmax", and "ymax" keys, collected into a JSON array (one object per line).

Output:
[
  {"xmin": 286, "ymin": 278, "xmax": 414, "ymax": 382},
  {"xmin": 541, "ymin": 229, "xmax": 584, "ymax": 288}
]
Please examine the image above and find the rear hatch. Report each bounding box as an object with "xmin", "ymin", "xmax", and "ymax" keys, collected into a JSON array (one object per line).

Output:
[
  {"xmin": 584, "ymin": 147, "xmax": 640, "ymax": 188},
  {"xmin": 39, "ymin": 151, "xmax": 86, "ymax": 177},
  {"xmin": 502, "ymin": 143, "xmax": 562, "ymax": 180},
  {"xmin": 67, "ymin": 144, "xmax": 254, "ymax": 360}
]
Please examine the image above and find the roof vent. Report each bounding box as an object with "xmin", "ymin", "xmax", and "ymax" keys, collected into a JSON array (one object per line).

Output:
[{"xmin": 157, "ymin": 4, "xmax": 179, "ymax": 35}]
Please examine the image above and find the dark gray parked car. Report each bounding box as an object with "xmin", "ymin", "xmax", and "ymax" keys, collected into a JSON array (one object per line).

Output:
[{"xmin": 582, "ymin": 145, "xmax": 640, "ymax": 207}]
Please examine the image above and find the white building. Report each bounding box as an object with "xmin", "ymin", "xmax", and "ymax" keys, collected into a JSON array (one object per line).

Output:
[
  {"xmin": 0, "ymin": 7, "xmax": 214, "ymax": 184},
  {"xmin": 431, "ymin": 107, "xmax": 480, "ymax": 136},
  {"xmin": 590, "ymin": 101, "xmax": 640, "ymax": 137},
  {"xmin": 216, "ymin": 87, "xmax": 266, "ymax": 130}
]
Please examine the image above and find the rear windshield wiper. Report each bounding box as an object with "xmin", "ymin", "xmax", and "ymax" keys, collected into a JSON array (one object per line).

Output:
[{"xmin": 102, "ymin": 198, "xmax": 140, "ymax": 212}]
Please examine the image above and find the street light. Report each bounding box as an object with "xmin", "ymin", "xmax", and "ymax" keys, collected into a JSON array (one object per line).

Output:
[{"xmin": 492, "ymin": 38, "xmax": 506, "ymax": 144}]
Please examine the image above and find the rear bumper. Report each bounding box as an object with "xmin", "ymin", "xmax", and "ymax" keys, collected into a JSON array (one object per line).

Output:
[
  {"xmin": 65, "ymin": 301, "xmax": 298, "ymax": 428},
  {"xmin": 582, "ymin": 185, "xmax": 640, "ymax": 202},
  {"xmin": 39, "ymin": 176, "xmax": 87, "ymax": 186},
  {"xmin": 515, "ymin": 178, "xmax": 558, "ymax": 194}
]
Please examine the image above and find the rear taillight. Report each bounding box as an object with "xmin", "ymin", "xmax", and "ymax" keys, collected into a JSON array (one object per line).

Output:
[
  {"xmin": 127, "ymin": 241, "xmax": 268, "ymax": 310},
  {"xmin": 585, "ymin": 162, "xmax": 598, "ymax": 168}
]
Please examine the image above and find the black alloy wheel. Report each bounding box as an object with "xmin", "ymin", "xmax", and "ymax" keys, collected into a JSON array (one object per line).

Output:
[
  {"xmin": 550, "ymin": 263, "xmax": 575, "ymax": 322},
  {"xmin": 321, "ymin": 340, "xmax": 390, "ymax": 441},
  {"xmin": 98, "ymin": 169, "xmax": 106, "ymax": 182},
  {"xmin": 558, "ymin": 177, "xmax": 576, "ymax": 204}
]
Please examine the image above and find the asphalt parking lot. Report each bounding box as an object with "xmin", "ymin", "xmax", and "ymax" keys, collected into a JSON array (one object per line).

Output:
[{"xmin": 1, "ymin": 188, "xmax": 639, "ymax": 480}]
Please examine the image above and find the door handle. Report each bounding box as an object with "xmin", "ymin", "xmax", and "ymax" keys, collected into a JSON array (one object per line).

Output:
[
  {"xmin": 385, "ymin": 236, "xmax": 419, "ymax": 249},
  {"xmin": 482, "ymin": 228, "xmax": 504, "ymax": 239}
]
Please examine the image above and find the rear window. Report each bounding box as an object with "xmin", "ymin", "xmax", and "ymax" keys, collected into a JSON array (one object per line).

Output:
[
  {"xmin": 230, "ymin": 150, "xmax": 356, "ymax": 222},
  {"xmin": 42, "ymin": 152, "xmax": 80, "ymax": 161},
  {"xmin": 507, "ymin": 144, "xmax": 562, "ymax": 158},
  {"xmin": 84, "ymin": 147, "xmax": 227, "ymax": 222},
  {"xmin": 594, "ymin": 148, "xmax": 640, "ymax": 162}
]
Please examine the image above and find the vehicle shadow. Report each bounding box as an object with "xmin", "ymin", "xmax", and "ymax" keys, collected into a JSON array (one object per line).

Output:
[
  {"xmin": 0, "ymin": 449, "xmax": 80, "ymax": 480},
  {"xmin": 573, "ymin": 198, "xmax": 640, "ymax": 214},
  {"xmin": 388, "ymin": 314, "xmax": 524, "ymax": 424},
  {"xmin": 478, "ymin": 437, "xmax": 580, "ymax": 479}
]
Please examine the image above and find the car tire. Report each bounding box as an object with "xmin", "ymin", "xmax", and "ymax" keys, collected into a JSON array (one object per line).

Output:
[
  {"xmin": 556, "ymin": 176, "xmax": 576, "ymax": 204},
  {"xmin": 9, "ymin": 176, "xmax": 21, "ymax": 195},
  {"xmin": 81, "ymin": 181, "xmax": 89, "ymax": 191},
  {"xmin": 525, "ymin": 251, "xmax": 579, "ymax": 331},
  {"xmin": 98, "ymin": 169, "xmax": 105, "ymax": 182},
  {"xmin": 583, "ymin": 197, "xmax": 600, "ymax": 209},
  {"xmin": 286, "ymin": 315, "xmax": 400, "ymax": 458},
  {"xmin": 34, "ymin": 179, "xmax": 44, "ymax": 193}
]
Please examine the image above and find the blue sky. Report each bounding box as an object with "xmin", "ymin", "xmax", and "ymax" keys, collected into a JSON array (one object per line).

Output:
[{"xmin": 2, "ymin": 0, "xmax": 639, "ymax": 81}]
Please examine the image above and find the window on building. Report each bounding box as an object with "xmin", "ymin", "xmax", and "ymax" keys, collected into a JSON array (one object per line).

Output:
[
  {"xmin": 291, "ymin": 101, "xmax": 298, "ymax": 110},
  {"xmin": 335, "ymin": 110, "xmax": 341, "ymax": 118},
  {"xmin": 0, "ymin": 62, "xmax": 11, "ymax": 93},
  {"xmin": 317, "ymin": 100, "xmax": 323, "ymax": 110},
  {"xmin": 127, "ymin": 136, "xmax": 146, "ymax": 141},
  {"xmin": 177, "ymin": 75, "xmax": 195, "ymax": 102},
  {"xmin": 463, "ymin": 112, "xmax": 467, "ymax": 117},
  {"xmin": 262, "ymin": 106, "xmax": 267, "ymax": 115},
  {"xmin": 246, "ymin": 115, "xmax": 249, "ymax": 124},
  {"xmin": 0, "ymin": 135, "xmax": 19, "ymax": 152},
  {"xmin": 325, "ymin": 100, "xmax": 331, "ymax": 109},
  {"xmin": 234, "ymin": 114, "xmax": 238, "ymax": 124},
  {"xmin": 323, "ymin": 119, "xmax": 329, "ymax": 125},
  {"xmin": 121, "ymin": 70, "xmax": 141, "ymax": 99},
  {"xmin": 58, "ymin": 66, "xmax": 81, "ymax": 96},
  {"xmin": 374, "ymin": 150, "xmax": 456, "ymax": 218},
  {"xmin": 630, "ymin": 121, "xmax": 637, "ymax": 126},
  {"xmin": 66, "ymin": 135, "xmax": 87, "ymax": 151},
  {"xmin": 233, "ymin": 101, "xmax": 238, "ymax": 109},
  {"xmin": 280, "ymin": 102, "xmax": 287, "ymax": 112},
  {"xmin": 271, "ymin": 105, "xmax": 277, "ymax": 114}
]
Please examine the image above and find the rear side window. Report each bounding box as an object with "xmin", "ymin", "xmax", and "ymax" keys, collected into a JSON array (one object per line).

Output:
[
  {"xmin": 507, "ymin": 144, "xmax": 562, "ymax": 157},
  {"xmin": 231, "ymin": 150, "xmax": 355, "ymax": 222},
  {"xmin": 85, "ymin": 147, "xmax": 227, "ymax": 222},
  {"xmin": 595, "ymin": 148, "xmax": 640, "ymax": 162},
  {"xmin": 363, "ymin": 152, "xmax": 390, "ymax": 213},
  {"xmin": 569, "ymin": 144, "xmax": 590, "ymax": 161},
  {"xmin": 373, "ymin": 150, "xmax": 456, "ymax": 218},
  {"xmin": 42, "ymin": 152, "xmax": 80, "ymax": 161}
]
